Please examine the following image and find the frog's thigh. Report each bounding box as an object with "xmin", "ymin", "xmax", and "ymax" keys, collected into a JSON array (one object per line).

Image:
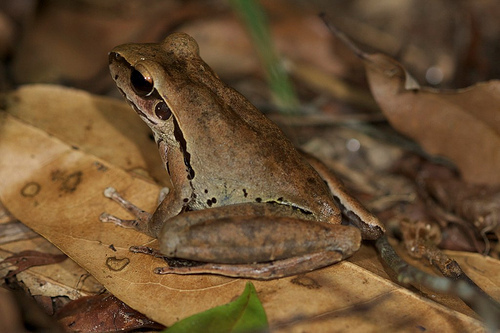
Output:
[
  {"xmin": 301, "ymin": 151, "xmax": 384, "ymax": 239},
  {"xmin": 158, "ymin": 205, "xmax": 362, "ymax": 264}
]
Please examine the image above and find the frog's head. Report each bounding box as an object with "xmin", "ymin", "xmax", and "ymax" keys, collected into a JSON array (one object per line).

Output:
[{"xmin": 108, "ymin": 32, "xmax": 220, "ymax": 145}]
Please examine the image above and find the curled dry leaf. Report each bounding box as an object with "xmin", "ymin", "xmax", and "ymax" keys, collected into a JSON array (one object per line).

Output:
[
  {"xmin": 1, "ymin": 250, "xmax": 67, "ymax": 278},
  {"xmin": 0, "ymin": 220, "xmax": 39, "ymax": 244},
  {"xmin": 55, "ymin": 293, "xmax": 165, "ymax": 332},
  {"xmin": 0, "ymin": 86, "xmax": 495, "ymax": 331},
  {"xmin": 363, "ymin": 53, "xmax": 500, "ymax": 186},
  {"xmin": 0, "ymin": 237, "xmax": 104, "ymax": 300}
]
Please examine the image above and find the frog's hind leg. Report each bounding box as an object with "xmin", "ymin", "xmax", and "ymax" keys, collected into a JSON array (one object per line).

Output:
[
  {"xmin": 158, "ymin": 251, "xmax": 344, "ymax": 280},
  {"xmin": 130, "ymin": 245, "xmax": 345, "ymax": 280},
  {"xmin": 301, "ymin": 150, "xmax": 385, "ymax": 240},
  {"xmin": 99, "ymin": 187, "xmax": 152, "ymax": 234},
  {"xmin": 145, "ymin": 204, "xmax": 362, "ymax": 279}
]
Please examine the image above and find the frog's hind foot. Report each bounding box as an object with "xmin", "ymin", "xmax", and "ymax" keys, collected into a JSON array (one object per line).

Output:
[{"xmin": 151, "ymin": 251, "xmax": 344, "ymax": 280}]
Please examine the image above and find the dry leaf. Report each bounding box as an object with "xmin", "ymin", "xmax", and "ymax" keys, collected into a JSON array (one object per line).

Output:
[
  {"xmin": 4, "ymin": 84, "xmax": 169, "ymax": 185},
  {"xmin": 0, "ymin": 237, "xmax": 104, "ymax": 300},
  {"xmin": 55, "ymin": 293, "xmax": 165, "ymax": 332},
  {"xmin": 0, "ymin": 86, "xmax": 493, "ymax": 331},
  {"xmin": 449, "ymin": 251, "xmax": 500, "ymax": 301},
  {"xmin": 362, "ymin": 52, "xmax": 500, "ymax": 185},
  {"xmin": 395, "ymin": 155, "xmax": 499, "ymax": 252},
  {"xmin": 2, "ymin": 250, "xmax": 67, "ymax": 278}
]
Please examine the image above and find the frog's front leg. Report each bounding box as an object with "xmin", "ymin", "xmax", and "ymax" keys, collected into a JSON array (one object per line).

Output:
[
  {"xmin": 301, "ymin": 151, "xmax": 385, "ymax": 240},
  {"xmin": 99, "ymin": 186, "xmax": 184, "ymax": 237},
  {"xmin": 99, "ymin": 187, "xmax": 152, "ymax": 232}
]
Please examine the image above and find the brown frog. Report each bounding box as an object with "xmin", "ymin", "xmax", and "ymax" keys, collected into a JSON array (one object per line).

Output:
[{"xmin": 101, "ymin": 32, "xmax": 384, "ymax": 280}]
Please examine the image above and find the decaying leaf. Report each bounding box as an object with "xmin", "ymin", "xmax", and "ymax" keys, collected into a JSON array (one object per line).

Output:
[
  {"xmin": 420, "ymin": 167, "xmax": 500, "ymax": 254},
  {"xmin": 420, "ymin": 173, "xmax": 500, "ymax": 241},
  {"xmin": 55, "ymin": 293, "xmax": 165, "ymax": 332},
  {"xmin": 1, "ymin": 250, "xmax": 67, "ymax": 278},
  {"xmin": 394, "ymin": 155, "xmax": 499, "ymax": 255},
  {"xmin": 0, "ymin": 86, "xmax": 495, "ymax": 331},
  {"xmin": 0, "ymin": 237, "xmax": 104, "ymax": 300},
  {"xmin": 166, "ymin": 282, "xmax": 268, "ymax": 333}
]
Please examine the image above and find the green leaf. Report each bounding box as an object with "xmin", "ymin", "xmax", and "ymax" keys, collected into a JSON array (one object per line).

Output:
[{"xmin": 165, "ymin": 282, "xmax": 268, "ymax": 333}]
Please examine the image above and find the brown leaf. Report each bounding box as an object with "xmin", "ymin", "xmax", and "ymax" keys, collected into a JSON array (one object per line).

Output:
[
  {"xmin": 0, "ymin": 86, "xmax": 494, "ymax": 331},
  {"xmin": 2, "ymin": 250, "xmax": 67, "ymax": 278},
  {"xmin": 55, "ymin": 293, "xmax": 164, "ymax": 332},
  {"xmin": 362, "ymin": 52, "xmax": 500, "ymax": 185},
  {"xmin": 395, "ymin": 155, "xmax": 499, "ymax": 253},
  {"xmin": 0, "ymin": 287, "xmax": 66, "ymax": 332},
  {"xmin": 1, "ymin": 235, "xmax": 104, "ymax": 300},
  {"xmin": 4, "ymin": 84, "xmax": 169, "ymax": 186},
  {"xmin": 419, "ymin": 166, "xmax": 500, "ymax": 253}
]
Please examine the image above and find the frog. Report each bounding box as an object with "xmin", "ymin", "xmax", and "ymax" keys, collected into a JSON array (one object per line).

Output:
[{"xmin": 100, "ymin": 32, "xmax": 384, "ymax": 280}]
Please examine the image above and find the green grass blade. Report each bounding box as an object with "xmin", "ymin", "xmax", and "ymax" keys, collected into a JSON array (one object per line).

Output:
[{"xmin": 230, "ymin": 0, "xmax": 299, "ymax": 112}]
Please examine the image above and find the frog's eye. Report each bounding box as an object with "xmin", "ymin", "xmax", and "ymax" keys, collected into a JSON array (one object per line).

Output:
[
  {"xmin": 130, "ymin": 69, "xmax": 154, "ymax": 97},
  {"xmin": 155, "ymin": 101, "xmax": 172, "ymax": 120}
]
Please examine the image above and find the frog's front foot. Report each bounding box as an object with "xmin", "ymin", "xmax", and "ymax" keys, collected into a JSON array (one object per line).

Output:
[{"xmin": 100, "ymin": 187, "xmax": 152, "ymax": 233}]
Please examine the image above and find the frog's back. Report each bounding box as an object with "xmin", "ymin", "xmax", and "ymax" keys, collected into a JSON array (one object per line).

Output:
[
  {"xmin": 182, "ymin": 84, "xmax": 340, "ymax": 223},
  {"xmin": 157, "ymin": 34, "xmax": 341, "ymax": 222}
]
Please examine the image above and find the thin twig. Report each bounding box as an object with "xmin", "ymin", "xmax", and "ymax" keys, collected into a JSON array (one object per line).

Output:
[{"xmin": 376, "ymin": 235, "xmax": 500, "ymax": 330}]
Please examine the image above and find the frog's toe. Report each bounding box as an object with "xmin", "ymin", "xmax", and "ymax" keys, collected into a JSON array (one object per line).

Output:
[
  {"xmin": 103, "ymin": 187, "xmax": 117, "ymax": 198},
  {"xmin": 99, "ymin": 212, "xmax": 114, "ymax": 222}
]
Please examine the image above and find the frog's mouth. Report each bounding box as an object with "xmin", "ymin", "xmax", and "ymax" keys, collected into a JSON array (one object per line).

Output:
[
  {"xmin": 114, "ymin": 85, "xmax": 158, "ymax": 126},
  {"xmin": 127, "ymin": 99, "xmax": 158, "ymax": 126}
]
